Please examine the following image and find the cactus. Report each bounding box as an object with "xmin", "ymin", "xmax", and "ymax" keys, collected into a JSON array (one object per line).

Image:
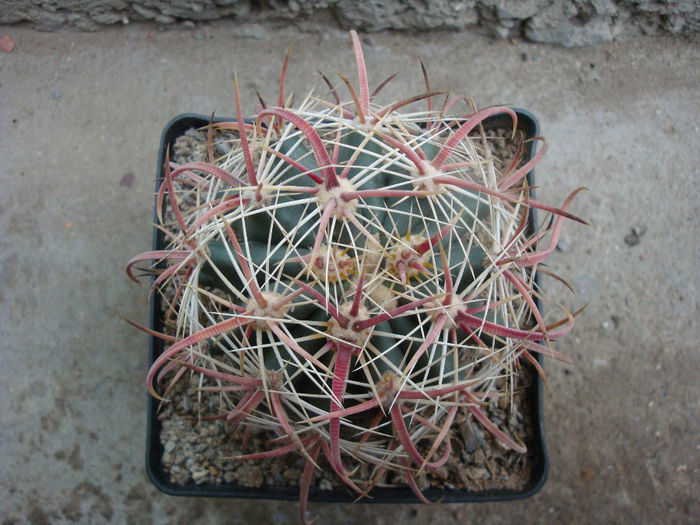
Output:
[{"xmin": 128, "ymin": 31, "xmax": 584, "ymax": 524}]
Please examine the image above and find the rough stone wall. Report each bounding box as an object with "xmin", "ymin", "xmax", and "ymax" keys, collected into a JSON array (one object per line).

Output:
[{"xmin": 2, "ymin": 0, "xmax": 698, "ymax": 46}]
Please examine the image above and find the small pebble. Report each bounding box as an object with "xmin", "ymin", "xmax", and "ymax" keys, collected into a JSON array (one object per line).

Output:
[
  {"xmin": 223, "ymin": 471, "xmax": 237, "ymax": 483},
  {"xmin": 624, "ymin": 225, "xmax": 647, "ymax": 246},
  {"xmin": 237, "ymin": 23, "xmax": 266, "ymax": 40},
  {"xmin": 215, "ymin": 141, "xmax": 233, "ymax": 156},
  {"xmin": 192, "ymin": 470, "xmax": 209, "ymax": 483},
  {"xmin": 155, "ymin": 14, "xmax": 175, "ymax": 25},
  {"xmin": 592, "ymin": 358, "xmax": 608, "ymax": 368},
  {"xmin": 0, "ymin": 34, "xmax": 15, "ymax": 53},
  {"xmin": 466, "ymin": 467, "xmax": 491, "ymax": 480},
  {"xmin": 119, "ymin": 172, "xmax": 135, "ymax": 187},
  {"xmin": 318, "ymin": 479, "xmax": 333, "ymax": 490},
  {"xmin": 460, "ymin": 420, "xmax": 485, "ymax": 453}
]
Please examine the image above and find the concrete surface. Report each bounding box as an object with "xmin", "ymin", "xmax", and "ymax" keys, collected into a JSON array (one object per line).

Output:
[{"xmin": 0, "ymin": 22, "xmax": 698, "ymax": 524}]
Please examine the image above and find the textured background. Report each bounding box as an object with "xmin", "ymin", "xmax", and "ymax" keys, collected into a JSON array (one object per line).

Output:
[
  {"xmin": 2, "ymin": 0, "xmax": 700, "ymax": 46},
  {"xmin": 0, "ymin": 21, "xmax": 698, "ymax": 524}
]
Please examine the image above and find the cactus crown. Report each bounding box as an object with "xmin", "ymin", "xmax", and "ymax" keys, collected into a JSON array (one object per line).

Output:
[{"xmin": 128, "ymin": 31, "xmax": 583, "ymax": 524}]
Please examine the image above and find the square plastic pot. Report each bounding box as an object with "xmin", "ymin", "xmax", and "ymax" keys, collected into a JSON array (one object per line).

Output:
[{"xmin": 146, "ymin": 110, "xmax": 549, "ymax": 503}]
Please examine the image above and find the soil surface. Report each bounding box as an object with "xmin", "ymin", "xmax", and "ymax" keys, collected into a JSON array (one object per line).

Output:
[{"xmin": 156, "ymin": 368, "xmax": 538, "ymax": 494}]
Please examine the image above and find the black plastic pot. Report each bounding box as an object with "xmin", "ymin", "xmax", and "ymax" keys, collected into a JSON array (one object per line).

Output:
[{"xmin": 146, "ymin": 110, "xmax": 549, "ymax": 503}]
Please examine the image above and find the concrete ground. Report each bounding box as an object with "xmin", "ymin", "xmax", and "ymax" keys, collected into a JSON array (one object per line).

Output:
[{"xmin": 1, "ymin": 22, "xmax": 698, "ymax": 524}]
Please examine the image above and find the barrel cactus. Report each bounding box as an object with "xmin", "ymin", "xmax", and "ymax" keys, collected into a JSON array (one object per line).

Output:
[{"xmin": 128, "ymin": 31, "xmax": 584, "ymax": 523}]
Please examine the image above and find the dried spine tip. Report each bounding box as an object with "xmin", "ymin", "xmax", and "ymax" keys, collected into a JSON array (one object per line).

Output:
[{"xmin": 376, "ymin": 371, "xmax": 400, "ymax": 410}]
